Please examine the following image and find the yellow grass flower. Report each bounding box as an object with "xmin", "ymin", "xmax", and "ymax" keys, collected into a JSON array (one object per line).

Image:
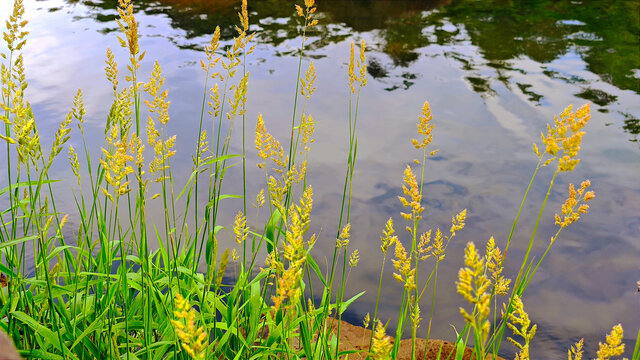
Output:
[
  {"xmin": 596, "ymin": 324, "xmax": 624, "ymax": 360},
  {"xmin": 449, "ymin": 209, "xmax": 466, "ymax": 237},
  {"xmin": 337, "ymin": 223, "xmax": 351, "ymax": 249},
  {"xmin": 68, "ymin": 145, "xmax": 81, "ymax": 186},
  {"xmin": 100, "ymin": 135, "xmax": 134, "ymax": 196},
  {"xmin": 144, "ymin": 61, "xmax": 170, "ymax": 125},
  {"xmin": 201, "ymin": 26, "xmax": 221, "ymax": 74},
  {"xmin": 349, "ymin": 249, "xmax": 360, "ymax": 268},
  {"xmin": 358, "ymin": 39, "xmax": 367, "ymax": 87},
  {"xmin": 116, "ymin": 0, "xmax": 145, "ymax": 83},
  {"xmin": 568, "ymin": 339, "xmax": 583, "ymax": 360},
  {"xmin": 457, "ymin": 242, "xmax": 491, "ymax": 346},
  {"xmin": 370, "ymin": 321, "xmax": 392, "ymax": 360},
  {"xmin": 398, "ymin": 165, "xmax": 423, "ymax": 222},
  {"xmin": 301, "ymin": 61, "xmax": 317, "ymax": 99},
  {"xmin": 431, "ymin": 228, "xmax": 444, "ymax": 260},
  {"xmin": 233, "ymin": 210, "xmax": 249, "ymax": 245},
  {"xmin": 105, "ymin": 48, "xmax": 118, "ymax": 94},
  {"xmin": 380, "ymin": 217, "xmax": 397, "ymax": 255},
  {"xmin": 554, "ymin": 180, "xmax": 594, "ymax": 231},
  {"xmin": 506, "ymin": 296, "xmax": 537, "ymax": 360},
  {"xmin": 417, "ymin": 229, "xmax": 432, "ymax": 261},
  {"xmin": 537, "ymin": 103, "xmax": 590, "ymax": 172},
  {"xmin": 412, "ymin": 101, "xmax": 434, "ymax": 150},
  {"xmin": 301, "ymin": 114, "xmax": 316, "ymax": 151},
  {"xmin": 485, "ymin": 237, "xmax": 510, "ymax": 295},
  {"xmin": 272, "ymin": 187, "xmax": 314, "ymax": 312},
  {"xmin": 392, "ymin": 240, "xmax": 416, "ymax": 290},
  {"xmin": 47, "ymin": 112, "xmax": 72, "ymax": 167},
  {"xmin": 411, "ymin": 301, "xmax": 421, "ymax": 329},
  {"xmin": 348, "ymin": 42, "xmax": 356, "ymax": 93},
  {"xmin": 254, "ymin": 188, "xmax": 265, "ymax": 208},
  {"xmin": 3, "ymin": 0, "xmax": 28, "ymax": 53},
  {"xmin": 171, "ymin": 294, "xmax": 207, "ymax": 360}
]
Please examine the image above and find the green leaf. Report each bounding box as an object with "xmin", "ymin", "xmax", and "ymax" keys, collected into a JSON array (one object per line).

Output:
[
  {"xmin": 19, "ymin": 350, "xmax": 64, "ymax": 360},
  {"xmin": 306, "ymin": 254, "xmax": 328, "ymax": 287},
  {"xmin": 265, "ymin": 209, "xmax": 282, "ymax": 255},
  {"xmin": 339, "ymin": 291, "xmax": 365, "ymax": 315},
  {"xmin": 0, "ymin": 235, "xmax": 39, "ymax": 250},
  {"xmin": 11, "ymin": 311, "xmax": 77, "ymax": 359},
  {"xmin": 71, "ymin": 309, "xmax": 110, "ymax": 349},
  {"xmin": 206, "ymin": 194, "xmax": 242, "ymax": 208},
  {"xmin": 199, "ymin": 154, "xmax": 240, "ymax": 167},
  {"xmin": 0, "ymin": 179, "xmax": 60, "ymax": 197}
]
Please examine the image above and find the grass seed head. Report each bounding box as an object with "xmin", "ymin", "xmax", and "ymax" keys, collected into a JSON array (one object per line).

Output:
[
  {"xmin": 568, "ymin": 338, "xmax": 584, "ymax": 360},
  {"xmin": 596, "ymin": 324, "xmax": 624, "ymax": 360},
  {"xmin": 380, "ymin": 217, "xmax": 397, "ymax": 255},
  {"xmin": 370, "ymin": 321, "xmax": 392, "ymax": 360}
]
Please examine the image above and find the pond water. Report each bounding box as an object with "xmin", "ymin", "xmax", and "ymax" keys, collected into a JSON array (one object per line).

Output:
[{"xmin": 1, "ymin": 0, "xmax": 639, "ymax": 358}]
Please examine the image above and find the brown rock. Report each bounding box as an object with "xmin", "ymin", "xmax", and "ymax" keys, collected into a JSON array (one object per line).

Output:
[
  {"xmin": 325, "ymin": 318, "xmax": 505, "ymax": 360},
  {"xmin": 0, "ymin": 331, "xmax": 21, "ymax": 360}
]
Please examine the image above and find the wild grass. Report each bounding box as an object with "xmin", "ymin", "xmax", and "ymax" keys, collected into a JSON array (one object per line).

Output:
[{"xmin": 0, "ymin": 0, "xmax": 637, "ymax": 359}]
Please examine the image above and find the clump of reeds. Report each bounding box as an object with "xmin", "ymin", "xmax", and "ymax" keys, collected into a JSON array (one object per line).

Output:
[{"xmin": 0, "ymin": 0, "xmax": 636, "ymax": 359}]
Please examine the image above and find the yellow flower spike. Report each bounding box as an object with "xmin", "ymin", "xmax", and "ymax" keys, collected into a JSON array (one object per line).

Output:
[
  {"xmin": 533, "ymin": 142, "xmax": 541, "ymax": 157},
  {"xmin": 418, "ymin": 230, "xmax": 432, "ymax": 261},
  {"xmin": 349, "ymin": 249, "xmax": 360, "ymax": 268},
  {"xmin": 392, "ymin": 240, "xmax": 415, "ymax": 290},
  {"xmin": 457, "ymin": 241, "xmax": 494, "ymax": 352},
  {"xmin": 370, "ymin": 321, "xmax": 392, "ymax": 360},
  {"xmin": 358, "ymin": 39, "xmax": 367, "ymax": 87},
  {"xmin": 555, "ymin": 181, "xmax": 594, "ymax": 229},
  {"xmin": 568, "ymin": 339, "xmax": 584, "ymax": 360},
  {"xmin": 363, "ymin": 313, "xmax": 370, "ymax": 329},
  {"xmin": 431, "ymin": 228, "xmax": 444, "ymax": 260},
  {"xmin": 449, "ymin": 208, "xmax": 467, "ymax": 236},
  {"xmin": 411, "ymin": 301, "xmax": 422, "ymax": 328},
  {"xmin": 348, "ymin": 42, "xmax": 356, "ymax": 93},
  {"xmin": 305, "ymin": 0, "xmax": 315, "ymax": 9},
  {"xmin": 233, "ymin": 210, "xmax": 249, "ymax": 245},
  {"xmin": 413, "ymin": 101, "xmax": 435, "ymax": 149},
  {"xmin": 301, "ymin": 114, "xmax": 316, "ymax": 151},
  {"xmin": 300, "ymin": 185, "xmax": 313, "ymax": 228},
  {"xmin": 171, "ymin": 294, "xmax": 207, "ymax": 360},
  {"xmin": 116, "ymin": 0, "xmax": 143, "ymax": 81},
  {"xmin": 537, "ymin": 104, "xmax": 591, "ymax": 172},
  {"xmin": 338, "ymin": 223, "xmax": 351, "ymax": 248},
  {"xmin": 202, "ymin": 26, "xmax": 221, "ymax": 73},
  {"xmin": 506, "ymin": 296, "xmax": 537, "ymax": 360},
  {"xmin": 254, "ymin": 188, "xmax": 265, "ymax": 208},
  {"xmin": 300, "ymin": 61, "xmax": 317, "ymax": 99},
  {"xmin": 399, "ymin": 165, "xmax": 423, "ymax": 221},
  {"xmin": 485, "ymin": 237, "xmax": 511, "ymax": 296},
  {"xmin": 68, "ymin": 145, "xmax": 81, "ymax": 186},
  {"xmin": 596, "ymin": 324, "xmax": 624, "ymax": 360},
  {"xmin": 255, "ymin": 113, "xmax": 271, "ymax": 167},
  {"xmin": 380, "ymin": 217, "xmax": 397, "ymax": 255},
  {"xmin": 238, "ymin": 0, "xmax": 249, "ymax": 32}
]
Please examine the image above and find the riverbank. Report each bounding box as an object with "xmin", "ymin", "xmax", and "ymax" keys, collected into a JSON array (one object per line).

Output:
[{"xmin": 326, "ymin": 319, "xmax": 505, "ymax": 360}]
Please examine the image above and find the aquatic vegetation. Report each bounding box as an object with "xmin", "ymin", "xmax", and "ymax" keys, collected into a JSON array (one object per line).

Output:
[{"xmin": 0, "ymin": 0, "xmax": 637, "ymax": 359}]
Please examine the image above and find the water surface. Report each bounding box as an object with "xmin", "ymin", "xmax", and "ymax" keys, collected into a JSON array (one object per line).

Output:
[{"xmin": 1, "ymin": 0, "xmax": 639, "ymax": 358}]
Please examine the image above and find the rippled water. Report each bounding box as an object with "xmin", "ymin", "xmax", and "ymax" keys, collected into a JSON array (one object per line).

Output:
[{"xmin": 1, "ymin": 0, "xmax": 639, "ymax": 358}]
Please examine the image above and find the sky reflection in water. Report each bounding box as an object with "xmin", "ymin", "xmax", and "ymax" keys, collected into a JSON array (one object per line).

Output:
[{"xmin": 1, "ymin": 0, "xmax": 639, "ymax": 357}]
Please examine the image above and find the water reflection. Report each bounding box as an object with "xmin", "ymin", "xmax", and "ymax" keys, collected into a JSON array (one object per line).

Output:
[{"xmin": 62, "ymin": 0, "xmax": 640, "ymax": 139}]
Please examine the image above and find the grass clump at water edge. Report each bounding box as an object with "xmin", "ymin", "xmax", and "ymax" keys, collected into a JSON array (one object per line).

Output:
[{"xmin": 0, "ymin": 0, "xmax": 637, "ymax": 359}]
